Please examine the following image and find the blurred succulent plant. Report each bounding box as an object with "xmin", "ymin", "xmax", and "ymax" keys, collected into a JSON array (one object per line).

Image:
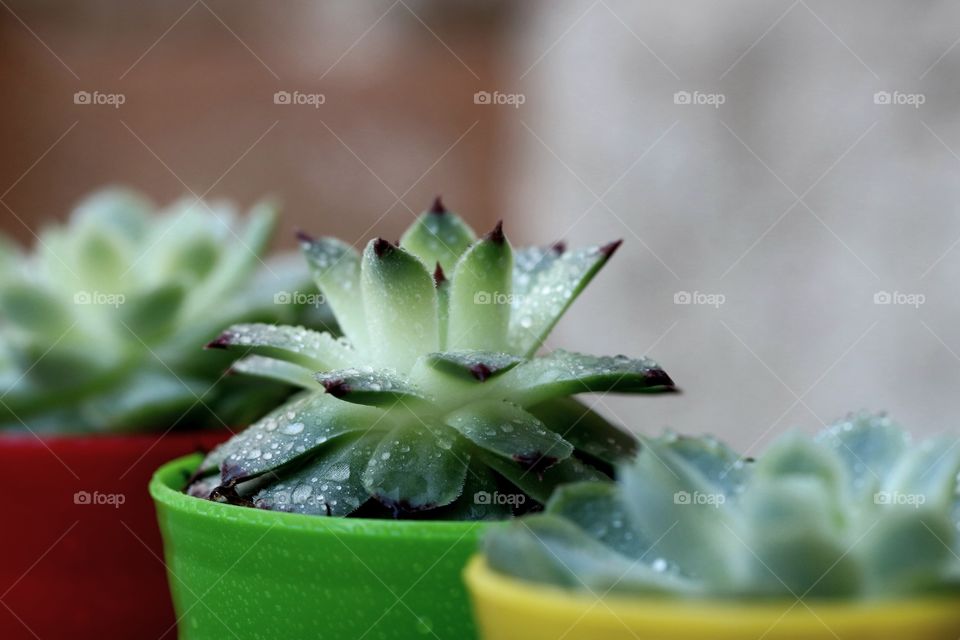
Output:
[
  {"xmin": 484, "ymin": 412, "xmax": 960, "ymax": 600},
  {"xmin": 0, "ymin": 188, "xmax": 328, "ymax": 433},
  {"xmin": 189, "ymin": 198, "xmax": 675, "ymax": 519}
]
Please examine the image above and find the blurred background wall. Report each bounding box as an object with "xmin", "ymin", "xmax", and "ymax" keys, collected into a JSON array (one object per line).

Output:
[{"xmin": 3, "ymin": 0, "xmax": 960, "ymax": 452}]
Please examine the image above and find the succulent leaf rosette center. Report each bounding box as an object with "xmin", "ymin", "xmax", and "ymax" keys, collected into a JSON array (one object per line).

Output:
[{"xmin": 192, "ymin": 198, "xmax": 675, "ymax": 518}]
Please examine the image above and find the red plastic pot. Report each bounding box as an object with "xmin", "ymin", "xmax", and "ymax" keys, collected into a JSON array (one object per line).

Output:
[{"xmin": 0, "ymin": 431, "xmax": 228, "ymax": 640}]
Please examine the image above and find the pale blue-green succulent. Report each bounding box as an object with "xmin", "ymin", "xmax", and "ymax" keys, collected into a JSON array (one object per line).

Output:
[
  {"xmin": 0, "ymin": 188, "xmax": 325, "ymax": 433},
  {"xmin": 190, "ymin": 198, "xmax": 675, "ymax": 518},
  {"xmin": 485, "ymin": 412, "xmax": 960, "ymax": 600}
]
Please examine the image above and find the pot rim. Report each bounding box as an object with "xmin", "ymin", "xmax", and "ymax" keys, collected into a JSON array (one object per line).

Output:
[
  {"xmin": 151, "ymin": 453, "xmax": 490, "ymax": 539},
  {"xmin": 464, "ymin": 556, "xmax": 960, "ymax": 624}
]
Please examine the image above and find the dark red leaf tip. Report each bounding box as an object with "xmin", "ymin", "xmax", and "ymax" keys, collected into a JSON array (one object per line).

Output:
[
  {"xmin": 429, "ymin": 196, "xmax": 446, "ymax": 215},
  {"xmin": 295, "ymin": 229, "xmax": 314, "ymax": 244},
  {"xmin": 433, "ymin": 262, "xmax": 447, "ymax": 287},
  {"xmin": 469, "ymin": 363, "xmax": 493, "ymax": 382},
  {"xmin": 599, "ymin": 239, "xmax": 623, "ymax": 259},
  {"xmin": 373, "ymin": 238, "xmax": 395, "ymax": 258},
  {"xmin": 205, "ymin": 334, "xmax": 231, "ymax": 350},
  {"xmin": 551, "ymin": 240, "xmax": 567, "ymax": 255},
  {"xmin": 513, "ymin": 452, "xmax": 559, "ymax": 480},
  {"xmin": 486, "ymin": 220, "xmax": 505, "ymax": 245},
  {"xmin": 645, "ymin": 368, "xmax": 676, "ymax": 389},
  {"xmin": 322, "ymin": 378, "xmax": 352, "ymax": 398}
]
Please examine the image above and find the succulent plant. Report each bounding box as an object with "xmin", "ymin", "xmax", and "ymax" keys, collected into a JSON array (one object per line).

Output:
[
  {"xmin": 189, "ymin": 198, "xmax": 676, "ymax": 519},
  {"xmin": 484, "ymin": 412, "xmax": 960, "ymax": 600},
  {"xmin": 0, "ymin": 188, "xmax": 326, "ymax": 433}
]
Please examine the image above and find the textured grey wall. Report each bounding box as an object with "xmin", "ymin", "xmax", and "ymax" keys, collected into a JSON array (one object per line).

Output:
[{"xmin": 507, "ymin": 1, "xmax": 960, "ymax": 452}]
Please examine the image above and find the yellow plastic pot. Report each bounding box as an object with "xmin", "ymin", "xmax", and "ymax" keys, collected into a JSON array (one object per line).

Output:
[{"xmin": 464, "ymin": 557, "xmax": 960, "ymax": 640}]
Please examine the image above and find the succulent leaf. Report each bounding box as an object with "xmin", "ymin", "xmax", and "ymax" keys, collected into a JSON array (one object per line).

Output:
[
  {"xmin": 500, "ymin": 350, "xmax": 675, "ymax": 405},
  {"xmin": 485, "ymin": 515, "xmax": 698, "ymax": 595},
  {"xmin": 529, "ymin": 397, "xmax": 638, "ymax": 467},
  {"xmin": 208, "ymin": 324, "xmax": 352, "ymax": 370},
  {"xmin": 447, "ymin": 224, "xmax": 513, "ymax": 352},
  {"xmin": 480, "ymin": 451, "xmax": 606, "ymax": 504},
  {"xmin": 315, "ymin": 368, "xmax": 427, "ymax": 407},
  {"xmin": 425, "ymin": 350, "xmax": 523, "ymax": 382},
  {"xmin": 361, "ymin": 240, "xmax": 438, "ymax": 370},
  {"xmin": 546, "ymin": 481, "xmax": 650, "ymax": 557},
  {"xmin": 218, "ymin": 393, "xmax": 381, "ymax": 484},
  {"xmin": 399, "ymin": 199, "xmax": 477, "ymax": 273},
  {"xmin": 815, "ymin": 412, "xmax": 908, "ymax": 501},
  {"xmin": 446, "ymin": 400, "xmax": 574, "ymax": 467},
  {"xmin": 117, "ymin": 282, "xmax": 186, "ymax": 341},
  {"xmin": 508, "ymin": 242, "xmax": 621, "ymax": 356},
  {"xmin": 362, "ymin": 421, "xmax": 469, "ymax": 512},
  {"xmin": 230, "ymin": 355, "xmax": 318, "ymax": 389},
  {"xmin": 619, "ymin": 440, "xmax": 740, "ymax": 586},
  {"xmin": 252, "ymin": 433, "xmax": 378, "ymax": 516},
  {"xmin": 299, "ymin": 235, "xmax": 366, "ymax": 348},
  {"xmin": 0, "ymin": 283, "xmax": 71, "ymax": 335}
]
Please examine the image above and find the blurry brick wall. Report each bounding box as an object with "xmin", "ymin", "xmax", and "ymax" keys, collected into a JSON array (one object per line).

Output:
[{"xmin": 0, "ymin": 0, "xmax": 513, "ymax": 249}]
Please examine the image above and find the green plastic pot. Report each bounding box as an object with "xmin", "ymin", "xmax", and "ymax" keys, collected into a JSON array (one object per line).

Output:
[{"xmin": 150, "ymin": 454, "xmax": 490, "ymax": 639}]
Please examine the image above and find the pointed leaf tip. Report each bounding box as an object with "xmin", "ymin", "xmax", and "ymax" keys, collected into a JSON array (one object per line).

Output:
[
  {"xmin": 513, "ymin": 452, "xmax": 560, "ymax": 479},
  {"xmin": 373, "ymin": 238, "xmax": 395, "ymax": 258},
  {"xmin": 600, "ymin": 239, "xmax": 623, "ymax": 258},
  {"xmin": 551, "ymin": 240, "xmax": 567, "ymax": 255},
  {"xmin": 486, "ymin": 220, "xmax": 505, "ymax": 245},
  {"xmin": 205, "ymin": 334, "xmax": 230, "ymax": 350},
  {"xmin": 295, "ymin": 229, "xmax": 314, "ymax": 244},
  {"xmin": 645, "ymin": 367, "xmax": 676, "ymax": 389},
  {"xmin": 429, "ymin": 196, "xmax": 446, "ymax": 215},
  {"xmin": 321, "ymin": 378, "xmax": 351, "ymax": 398},
  {"xmin": 469, "ymin": 363, "xmax": 493, "ymax": 381},
  {"xmin": 433, "ymin": 262, "xmax": 447, "ymax": 287}
]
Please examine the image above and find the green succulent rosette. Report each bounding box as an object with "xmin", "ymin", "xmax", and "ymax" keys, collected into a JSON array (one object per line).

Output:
[
  {"xmin": 485, "ymin": 412, "xmax": 960, "ymax": 600},
  {"xmin": 0, "ymin": 188, "xmax": 327, "ymax": 433},
  {"xmin": 190, "ymin": 198, "xmax": 675, "ymax": 518}
]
